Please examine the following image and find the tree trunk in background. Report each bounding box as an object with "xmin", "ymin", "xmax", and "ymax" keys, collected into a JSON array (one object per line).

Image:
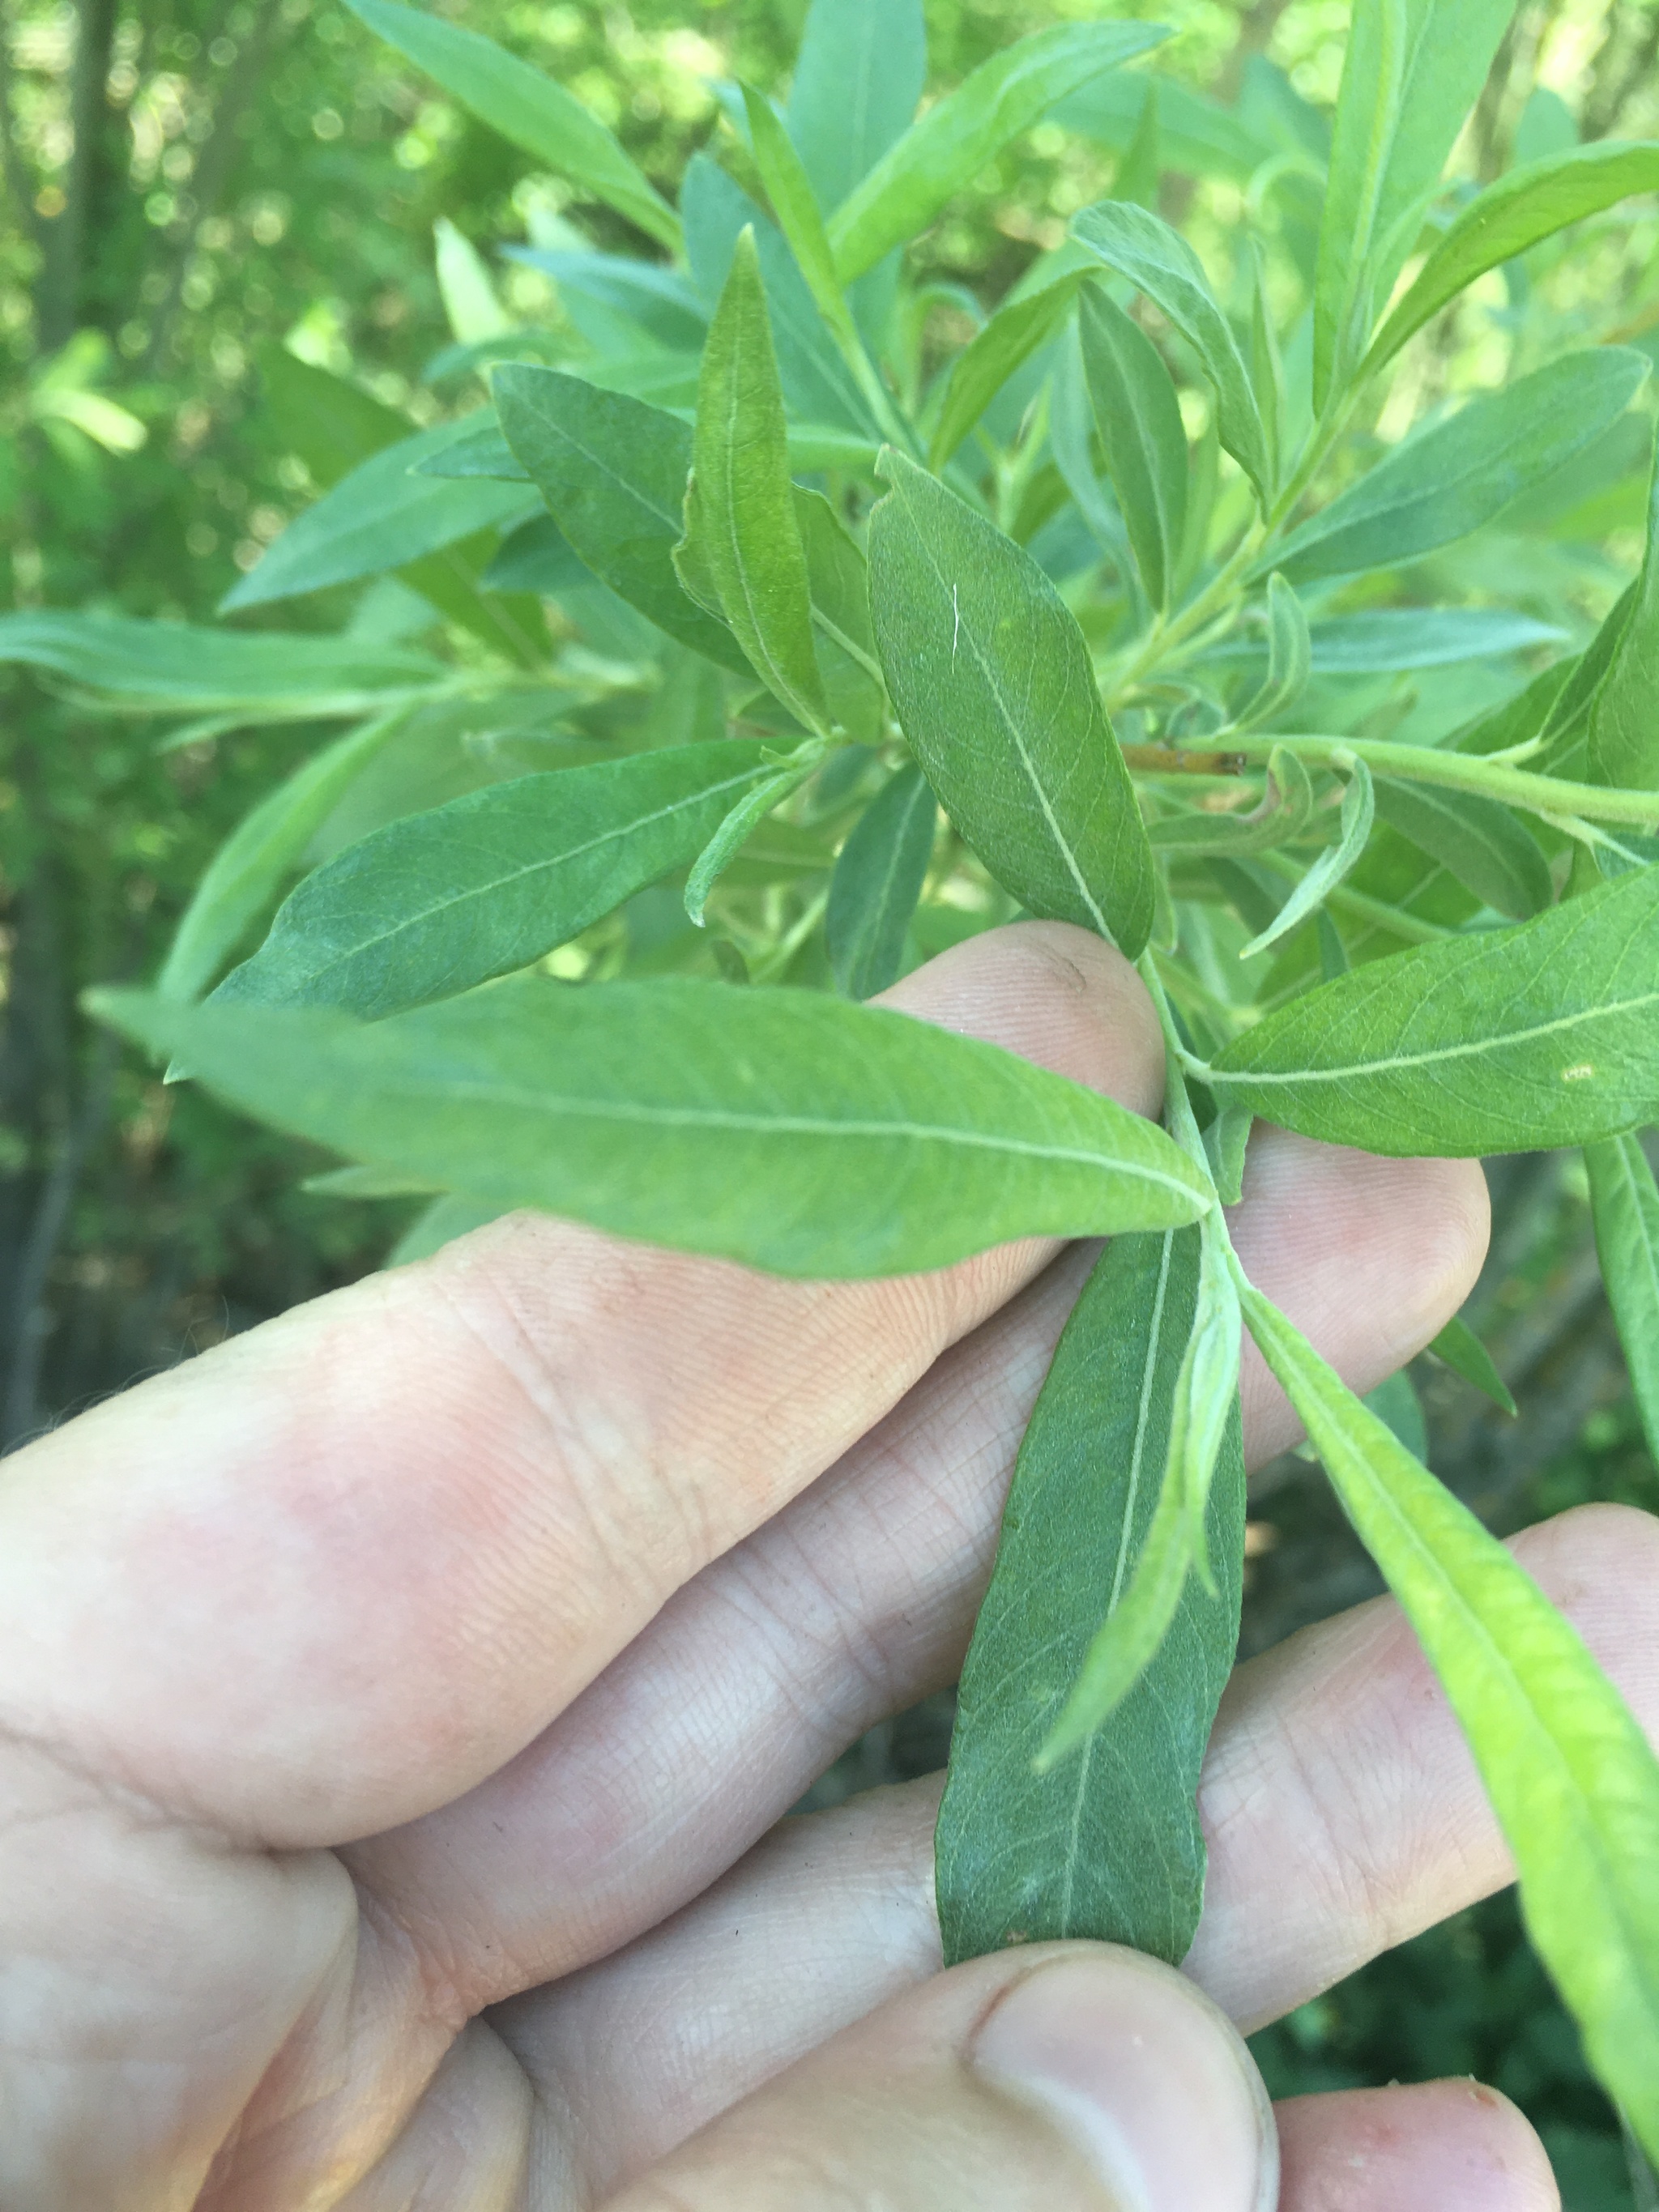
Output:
[{"xmin": 36, "ymin": 0, "xmax": 121, "ymax": 351}]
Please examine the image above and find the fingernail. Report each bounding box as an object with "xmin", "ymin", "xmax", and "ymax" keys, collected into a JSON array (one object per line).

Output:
[{"xmin": 970, "ymin": 1953, "xmax": 1278, "ymax": 2211}]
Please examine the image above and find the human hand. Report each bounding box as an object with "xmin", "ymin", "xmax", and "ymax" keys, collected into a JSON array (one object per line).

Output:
[{"xmin": 3, "ymin": 922, "xmax": 1653, "ymax": 2210}]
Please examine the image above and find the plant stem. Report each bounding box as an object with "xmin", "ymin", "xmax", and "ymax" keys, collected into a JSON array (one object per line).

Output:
[{"xmin": 1225, "ymin": 731, "xmax": 1659, "ymax": 829}]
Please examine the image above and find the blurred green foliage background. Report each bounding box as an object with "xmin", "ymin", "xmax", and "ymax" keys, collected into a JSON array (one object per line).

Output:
[{"xmin": 3, "ymin": 0, "xmax": 1659, "ymax": 2197}]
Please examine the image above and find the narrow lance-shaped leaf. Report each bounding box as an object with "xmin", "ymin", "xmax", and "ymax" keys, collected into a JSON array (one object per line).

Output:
[
  {"xmin": 1373, "ymin": 777, "xmax": 1554, "ymax": 921},
  {"xmin": 868, "ymin": 447, "xmax": 1154, "ymax": 958},
  {"xmin": 1366, "ymin": 142, "xmax": 1659, "ymax": 377},
  {"xmin": 794, "ymin": 488, "xmax": 886, "ymax": 744},
  {"xmin": 1072, "ymin": 198, "xmax": 1272, "ymax": 508},
  {"xmin": 785, "ymin": 0, "xmax": 926, "ymax": 213},
  {"xmin": 676, "ymin": 229, "xmax": 830, "ymax": 736},
  {"xmin": 741, "ymin": 84, "xmax": 870, "ymax": 381},
  {"xmin": 1077, "ymin": 279, "xmax": 1187, "ymax": 610},
  {"xmin": 828, "ymin": 22, "xmax": 1169, "ymax": 283},
  {"xmin": 0, "ymin": 610, "xmax": 441, "ymax": 718},
  {"xmin": 220, "ymin": 422, "xmax": 535, "ymax": 615},
  {"xmin": 1268, "ymin": 350, "xmax": 1650, "ymax": 586},
  {"xmin": 92, "ymin": 976, "xmax": 1213, "ymax": 1281},
  {"xmin": 930, "ymin": 271, "xmax": 1084, "ymax": 469},
  {"xmin": 343, "ymin": 0, "xmax": 680, "ymax": 250},
  {"xmin": 1210, "ymin": 863, "xmax": 1659, "ymax": 1157},
  {"xmin": 1205, "ymin": 1103, "xmax": 1252, "ymax": 1206},
  {"xmin": 212, "ymin": 742, "xmax": 778, "ymax": 1021},
  {"xmin": 1428, "ymin": 1313, "xmax": 1517, "ymax": 1417},
  {"xmin": 1149, "ymin": 745, "xmax": 1316, "ymax": 859},
  {"xmin": 1590, "ymin": 428, "xmax": 1659, "ymax": 794},
  {"xmin": 1237, "ymin": 1274, "xmax": 1659, "ymax": 2167},
  {"xmin": 158, "ymin": 711, "xmax": 409, "ymax": 1005},
  {"xmin": 1239, "ymin": 756, "xmax": 1374, "ymax": 958},
  {"xmin": 683, "ymin": 748, "xmax": 825, "ymax": 927},
  {"xmin": 1038, "ymin": 1211, "xmax": 1243, "ymax": 1767},
  {"xmin": 936, "ymin": 1225, "xmax": 1245, "ymax": 1967},
  {"xmin": 1314, "ymin": 0, "xmax": 1515, "ymax": 406},
  {"xmin": 493, "ymin": 367, "xmax": 751, "ymax": 675},
  {"xmin": 1230, "ymin": 573, "xmax": 1311, "ymax": 732},
  {"xmin": 1586, "ymin": 1132, "xmax": 1659, "ymax": 1464},
  {"xmin": 826, "ymin": 763, "xmax": 937, "ymax": 999}
]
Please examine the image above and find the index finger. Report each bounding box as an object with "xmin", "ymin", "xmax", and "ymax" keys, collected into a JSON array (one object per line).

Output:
[{"xmin": 0, "ymin": 924, "xmax": 1162, "ymax": 1847}]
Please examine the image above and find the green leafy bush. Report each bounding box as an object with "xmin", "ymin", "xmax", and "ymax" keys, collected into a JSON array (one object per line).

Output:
[{"xmin": 17, "ymin": 0, "xmax": 1659, "ymax": 2158}]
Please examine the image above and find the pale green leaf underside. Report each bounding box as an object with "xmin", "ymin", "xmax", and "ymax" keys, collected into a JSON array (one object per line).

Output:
[
  {"xmin": 1210, "ymin": 865, "xmax": 1659, "ymax": 1156},
  {"xmin": 92, "ymin": 978, "xmax": 1212, "ymax": 1279}
]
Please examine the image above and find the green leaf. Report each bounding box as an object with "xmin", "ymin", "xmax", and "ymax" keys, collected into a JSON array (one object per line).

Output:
[
  {"xmin": 1230, "ymin": 573, "xmax": 1311, "ymax": 731},
  {"xmin": 1072, "ymin": 198, "xmax": 1273, "ymax": 507},
  {"xmin": 1363, "ymin": 1366, "xmax": 1428, "ymax": 1460},
  {"xmin": 931, "ymin": 271, "xmax": 1084, "ymax": 469},
  {"xmin": 868, "ymin": 448, "xmax": 1154, "ymax": 957},
  {"xmin": 826, "ymin": 764, "xmax": 937, "ymax": 998},
  {"xmin": 741, "ymin": 85, "xmax": 857, "ymax": 352},
  {"xmin": 683, "ymin": 748, "xmax": 825, "ymax": 927},
  {"xmin": 1373, "ymin": 778, "xmax": 1554, "ymax": 920},
  {"xmin": 493, "ymin": 365, "xmax": 750, "ymax": 674},
  {"xmin": 1204, "ymin": 1102, "xmax": 1252, "ymax": 1206},
  {"xmin": 786, "ymin": 0, "xmax": 926, "ymax": 213},
  {"xmin": 342, "ymin": 0, "xmax": 680, "ymax": 250},
  {"xmin": 1300, "ymin": 608, "xmax": 1567, "ymax": 672},
  {"xmin": 1590, "ymin": 430, "xmax": 1659, "ymax": 793},
  {"xmin": 1077, "ymin": 280, "xmax": 1187, "ymax": 609},
  {"xmin": 1428, "ymin": 1312, "xmax": 1517, "ymax": 1417},
  {"xmin": 1038, "ymin": 1215, "xmax": 1243, "ymax": 1764},
  {"xmin": 1270, "ymin": 350, "xmax": 1650, "ymax": 586},
  {"xmin": 0, "ymin": 611, "xmax": 441, "ymax": 718},
  {"xmin": 501, "ymin": 247, "xmax": 708, "ymax": 353},
  {"xmin": 677, "ymin": 230, "xmax": 830, "ymax": 735},
  {"xmin": 1237, "ymin": 1274, "xmax": 1659, "ymax": 2167},
  {"xmin": 1315, "ymin": 0, "xmax": 1516, "ymax": 407},
  {"xmin": 258, "ymin": 348, "xmax": 407, "ymax": 488},
  {"xmin": 220, "ymin": 422, "xmax": 534, "ymax": 614},
  {"xmin": 828, "ymin": 23, "xmax": 1168, "ymax": 285},
  {"xmin": 158, "ymin": 711, "xmax": 408, "ymax": 1005},
  {"xmin": 1149, "ymin": 746, "xmax": 1316, "ymax": 859},
  {"xmin": 1239, "ymin": 757, "xmax": 1375, "ymax": 958},
  {"xmin": 212, "ymin": 741, "xmax": 776, "ymax": 1020},
  {"xmin": 1367, "ymin": 142, "xmax": 1659, "ymax": 377},
  {"xmin": 92, "ymin": 975, "xmax": 1213, "ymax": 1280},
  {"xmin": 412, "ymin": 416, "xmax": 527, "ymax": 483},
  {"xmin": 1210, "ymin": 864, "xmax": 1659, "ymax": 1156},
  {"xmin": 1586, "ymin": 1132, "xmax": 1659, "ymax": 1464},
  {"xmin": 388, "ymin": 1193, "xmax": 503, "ymax": 1268},
  {"xmin": 936, "ymin": 1225, "xmax": 1244, "ymax": 1966},
  {"xmin": 681, "ymin": 157, "xmax": 876, "ymax": 435},
  {"xmin": 794, "ymin": 488, "xmax": 885, "ymax": 744}
]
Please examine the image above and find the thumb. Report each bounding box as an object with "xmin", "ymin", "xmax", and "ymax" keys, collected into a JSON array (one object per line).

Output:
[{"xmin": 599, "ymin": 1941, "xmax": 1278, "ymax": 2211}]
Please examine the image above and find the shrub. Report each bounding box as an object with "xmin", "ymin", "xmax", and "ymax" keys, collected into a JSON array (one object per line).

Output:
[{"xmin": 13, "ymin": 0, "xmax": 1659, "ymax": 2157}]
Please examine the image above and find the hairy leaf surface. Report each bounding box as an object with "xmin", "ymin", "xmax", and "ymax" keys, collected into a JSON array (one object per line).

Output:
[
  {"xmin": 868, "ymin": 450, "xmax": 1154, "ymax": 956},
  {"xmin": 785, "ymin": 0, "xmax": 926, "ymax": 213},
  {"xmin": 493, "ymin": 366, "xmax": 750, "ymax": 672},
  {"xmin": 95, "ymin": 978, "xmax": 1213, "ymax": 1279},
  {"xmin": 1373, "ymin": 778, "xmax": 1554, "ymax": 920},
  {"xmin": 938, "ymin": 1226, "xmax": 1243, "ymax": 1966},
  {"xmin": 214, "ymin": 743, "xmax": 775, "ymax": 1019},
  {"xmin": 1211, "ymin": 865, "xmax": 1659, "ymax": 1154}
]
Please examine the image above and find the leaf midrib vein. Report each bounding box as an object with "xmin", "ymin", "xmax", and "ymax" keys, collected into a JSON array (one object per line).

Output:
[{"xmin": 1228, "ymin": 985, "xmax": 1659, "ymax": 1086}]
